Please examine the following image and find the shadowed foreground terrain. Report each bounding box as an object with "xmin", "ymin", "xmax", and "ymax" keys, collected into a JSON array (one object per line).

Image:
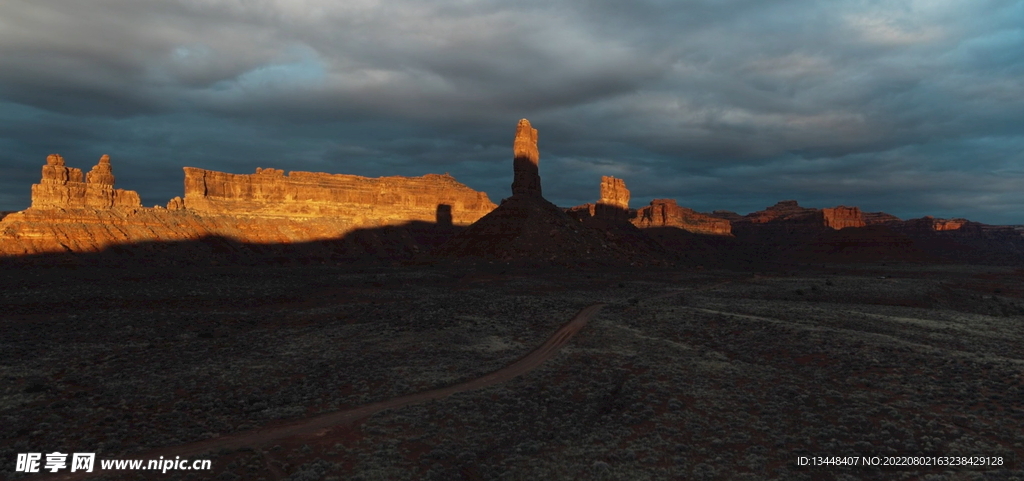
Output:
[{"xmin": 2, "ymin": 263, "xmax": 1024, "ymax": 480}]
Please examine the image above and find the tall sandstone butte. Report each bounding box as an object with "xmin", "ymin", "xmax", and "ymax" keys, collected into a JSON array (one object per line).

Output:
[
  {"xmin": 1, "ymin": 155, "xmax": 497, "ymax": 257},
  {"xmin": 591, "ymin": 176, "xmax": 631, "ymax": 221},
  {"xmin": 599, "ymin": 176, "xmax": 630, "ymax": 210},
  {"xmin": 511, "ymin": 119, "xmax": 541, "ymax": 197},
  {"xmin": 433, "ymin": 120, "xmax": 672, "ymax": 266}
]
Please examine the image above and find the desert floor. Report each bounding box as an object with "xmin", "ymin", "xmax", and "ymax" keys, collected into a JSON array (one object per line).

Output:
[{"xmin": 2, "ymin": 262, "xmax": 1024, "ymax": 480}]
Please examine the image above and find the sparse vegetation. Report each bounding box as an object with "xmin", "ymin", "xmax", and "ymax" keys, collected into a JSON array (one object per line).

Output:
[{"xmin": 1, "ymin": 263, "xmax": 1023, "ymax": 479}]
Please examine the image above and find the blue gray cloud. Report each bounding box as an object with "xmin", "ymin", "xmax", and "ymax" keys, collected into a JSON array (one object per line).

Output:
[{"xmin": 1, "ymin": 0, "xmax": 1022, "ymax": 223}]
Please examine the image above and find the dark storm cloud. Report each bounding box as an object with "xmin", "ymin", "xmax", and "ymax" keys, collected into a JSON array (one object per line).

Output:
[{"xmin": 1, "ymin": 0, "xmax": 1022, "ymax": 223}]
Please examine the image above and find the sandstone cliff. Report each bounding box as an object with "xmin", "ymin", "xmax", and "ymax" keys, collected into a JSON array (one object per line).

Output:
[
  {"xmin": 898, "ymin": 216, "xmax": 969, "ymax": 232},
  {"xmin": 632, "ymin": 199, "xmax": 732, "ymax": 236},
  {"xmin": 599, "ymin": 176, "xmax": 629, "ymax": 210},
  {"xmin": 1, "ymin": 155, "xmax": 496, "ymax": 258},
  {"xmin": 735, "ymin": 201, "xmax": 874, "ymax": 231},
  {"xmin": 821, "ymin": 206, "xmax": 866, "ymax": 229},
  {"xmin": 180, "ymin": 166, "xmax": 495, "ymax": 225},
  {"xmin": 739, "ymin": 200, "xmax": 818, "ymax": 224}
]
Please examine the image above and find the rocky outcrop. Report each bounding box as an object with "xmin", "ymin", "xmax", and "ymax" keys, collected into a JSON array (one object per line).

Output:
[
  {"xmin": 30, "ymin": 154, "xmax": 141, "ymax": 209},
  {"xmin": 591, "ymin": 176, "xmax": 631, "ymax": 221},
  {"xmin": 86, "ymin": 154, "xmax": 116, "ymax": 185},
  {"xmin": 511, "ymin": 119, "xmax": 541, "ymax": 197},
  {"xmin": 740, "ymin": 200, "xmax": 818, "ymax": 224},
  {"xmin": 632, "ymin": 199, "xmax": 732, "ymax": 236},
  {"xmin": 433, "ymin": 120, "xmax": 672, "ymax": 266},
  {"xmin": 821, "ymin": 206, "xmax": 866, "ymax": 229},
  {"xmin": 1, "ymin": 155, "xmax": 497, "ymax": 258},
  {"xmin": 181, "ymin": 167, "xmax": 495, "ymax": 225},
  {"xmin": 599, "ymin": 176, "xmax": 629, "ymax": 210},
  {"xmin": 565, "ymin": 176, "xmax": 631, "ymax": 222},
  {"xmin": 736, "ymin": 201, "xmax": 870, "ymax": 231},
  {"xmin": 899, "ymin": 216, "xmax": 968, "ymax": 232}
]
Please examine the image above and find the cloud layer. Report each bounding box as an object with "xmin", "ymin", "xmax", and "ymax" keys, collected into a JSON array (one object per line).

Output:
[{"xmin": 2, "ymin": 0, "xmax": 1022, "ymax": 223}]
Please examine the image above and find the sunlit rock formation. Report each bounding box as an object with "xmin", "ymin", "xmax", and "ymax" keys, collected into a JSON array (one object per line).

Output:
[
  {"xmin": 181, "ymin": 167, "xmax": 495, "ymax": 224},
  {"xmin": 632, "ymin": 199, "xmax": 732, "ymax": 236},
  {"xmin": 511, "ymin": 119, "xmax": 541, "ymax": 197},
  {"xmin": 30, "ymin": 154, "xmax": 141, "ymax": 209},
  {"xmin": 599, "ymin": 176, "xmax": 629, "ymax": 210},
  {"xmin": 821, "ymin": 206, "xmax": 867, "ymax": 229},
  {"xmin": 1, "ymin": 155, "xmax": 496, "ymax": 257},
  {"xmin": 900, "ymin": 216, "xmax": 968, "ymax": 232},
  {"xmin": 736, "ymin": 201, "xmax": 869, "ymax": 231},
  {"xmin": 434, "ymin": 121, "xmax": 671, "ymax": 266}
]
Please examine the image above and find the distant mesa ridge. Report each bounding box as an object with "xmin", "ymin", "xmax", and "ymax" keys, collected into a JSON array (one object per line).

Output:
[{"xmin": 2, "ymin": 122, "xmax": 1022, "ymax": 266}]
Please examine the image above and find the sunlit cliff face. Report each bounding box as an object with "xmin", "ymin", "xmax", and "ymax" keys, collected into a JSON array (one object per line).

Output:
[{"xmin": 511, "ymin": 119, "xmax": 541, "ymax": 198}]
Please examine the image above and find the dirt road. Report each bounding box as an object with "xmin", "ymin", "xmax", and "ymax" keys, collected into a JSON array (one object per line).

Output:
[{"xmin": 38, "ymin": 303, "xmax": 606, "ymax": 480}]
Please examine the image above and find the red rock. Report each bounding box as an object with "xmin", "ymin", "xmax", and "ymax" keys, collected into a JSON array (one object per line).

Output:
[
  {"xmin": 1, "ymin": 155, "xmax": 497, "ymax": 257},
  {"xmin": 599, "ymin": 176, "xmax": 629, "ymax": 210},
  {"xmin": 433, "ymin": 121, "xmax": 671, "ymax": 266},
  {"xmin": 86, "ymin": 154, "xmax": 116, "ymax": 185},
  {"xmin": 736, "ymin": 201, "xmax": 869, "ymax": 231},
  {"xmin": 894, "ymin": 216, "xmax": 971, "ymax": 233},
  {"xmin": 821, "ymin": 206, "xmax": 866, "ymax": 229},
  {"xmin": 31, "ymin": 154, "xmax": 141, "ymax": 209},
  {"xmin": 181, "ymin": 167, "xmax": 495, "ymax": 225},
  {"xmin": 632, "ymin": 199, "xmax": 732, "ymax": 236},
  {"xmin": 511, "ymin": 119, "xmax": 541, "ymax": 197},
  {"xmin": 739, "ymin": 200, "xmax": 818, "ymax": 224}
]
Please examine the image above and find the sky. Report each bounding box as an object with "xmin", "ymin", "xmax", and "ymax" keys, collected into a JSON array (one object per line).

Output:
[{"xmin": 1, "ymin": 0, "xmax": 1022, "ymax": 224}]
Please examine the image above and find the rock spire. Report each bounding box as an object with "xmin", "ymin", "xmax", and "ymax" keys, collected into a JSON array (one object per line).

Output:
[
  {"xmin": 511, "ymin": 119, "xmax": 541, "ymax": 197},
  {"xmin": 86, "ymin": 154, "xmax": 116, "ymax": 185}
]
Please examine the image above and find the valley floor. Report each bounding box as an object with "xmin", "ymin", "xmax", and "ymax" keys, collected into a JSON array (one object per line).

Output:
[{"xmin": 2, "ymin": 262, "xmax": 1023, "ymax": 480}]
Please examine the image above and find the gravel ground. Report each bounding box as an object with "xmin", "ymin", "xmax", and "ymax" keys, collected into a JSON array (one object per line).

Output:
[{"xmin": 2, "ymin": 263, "xmax": 1023, "ymax": 480}]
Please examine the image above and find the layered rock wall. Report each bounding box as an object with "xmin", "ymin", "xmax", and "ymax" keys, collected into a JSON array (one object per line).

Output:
[
  {"xmin": 737, "ymin": 201, "xmax": 872, "ymax": 230},
  {"xmin": 2, "ymin": 155, "xmax": 497, "ymax": 256},
  {"xmin": 599, "ymin": 176, "xmax": 629, "ymax": 209},
  {"xmin": 632, "ymin": 199, "xmax": 732, "ymax": 236},
  {"xmin": 181, "ymin": 167, "xmax": 495, "ymax": 225},
  {"xmin": 821, "ymin": 206, "xmax": 866, "ymax": 229},
  {"xmin": 593, "ymin": 176, "xmax": 631, "ymax": 221}
]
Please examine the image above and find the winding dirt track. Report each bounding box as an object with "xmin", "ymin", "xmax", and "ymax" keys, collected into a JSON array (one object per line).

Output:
[{"xmin": 41, "ymin": 303, "xmax": 606, "ymax": 480}]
